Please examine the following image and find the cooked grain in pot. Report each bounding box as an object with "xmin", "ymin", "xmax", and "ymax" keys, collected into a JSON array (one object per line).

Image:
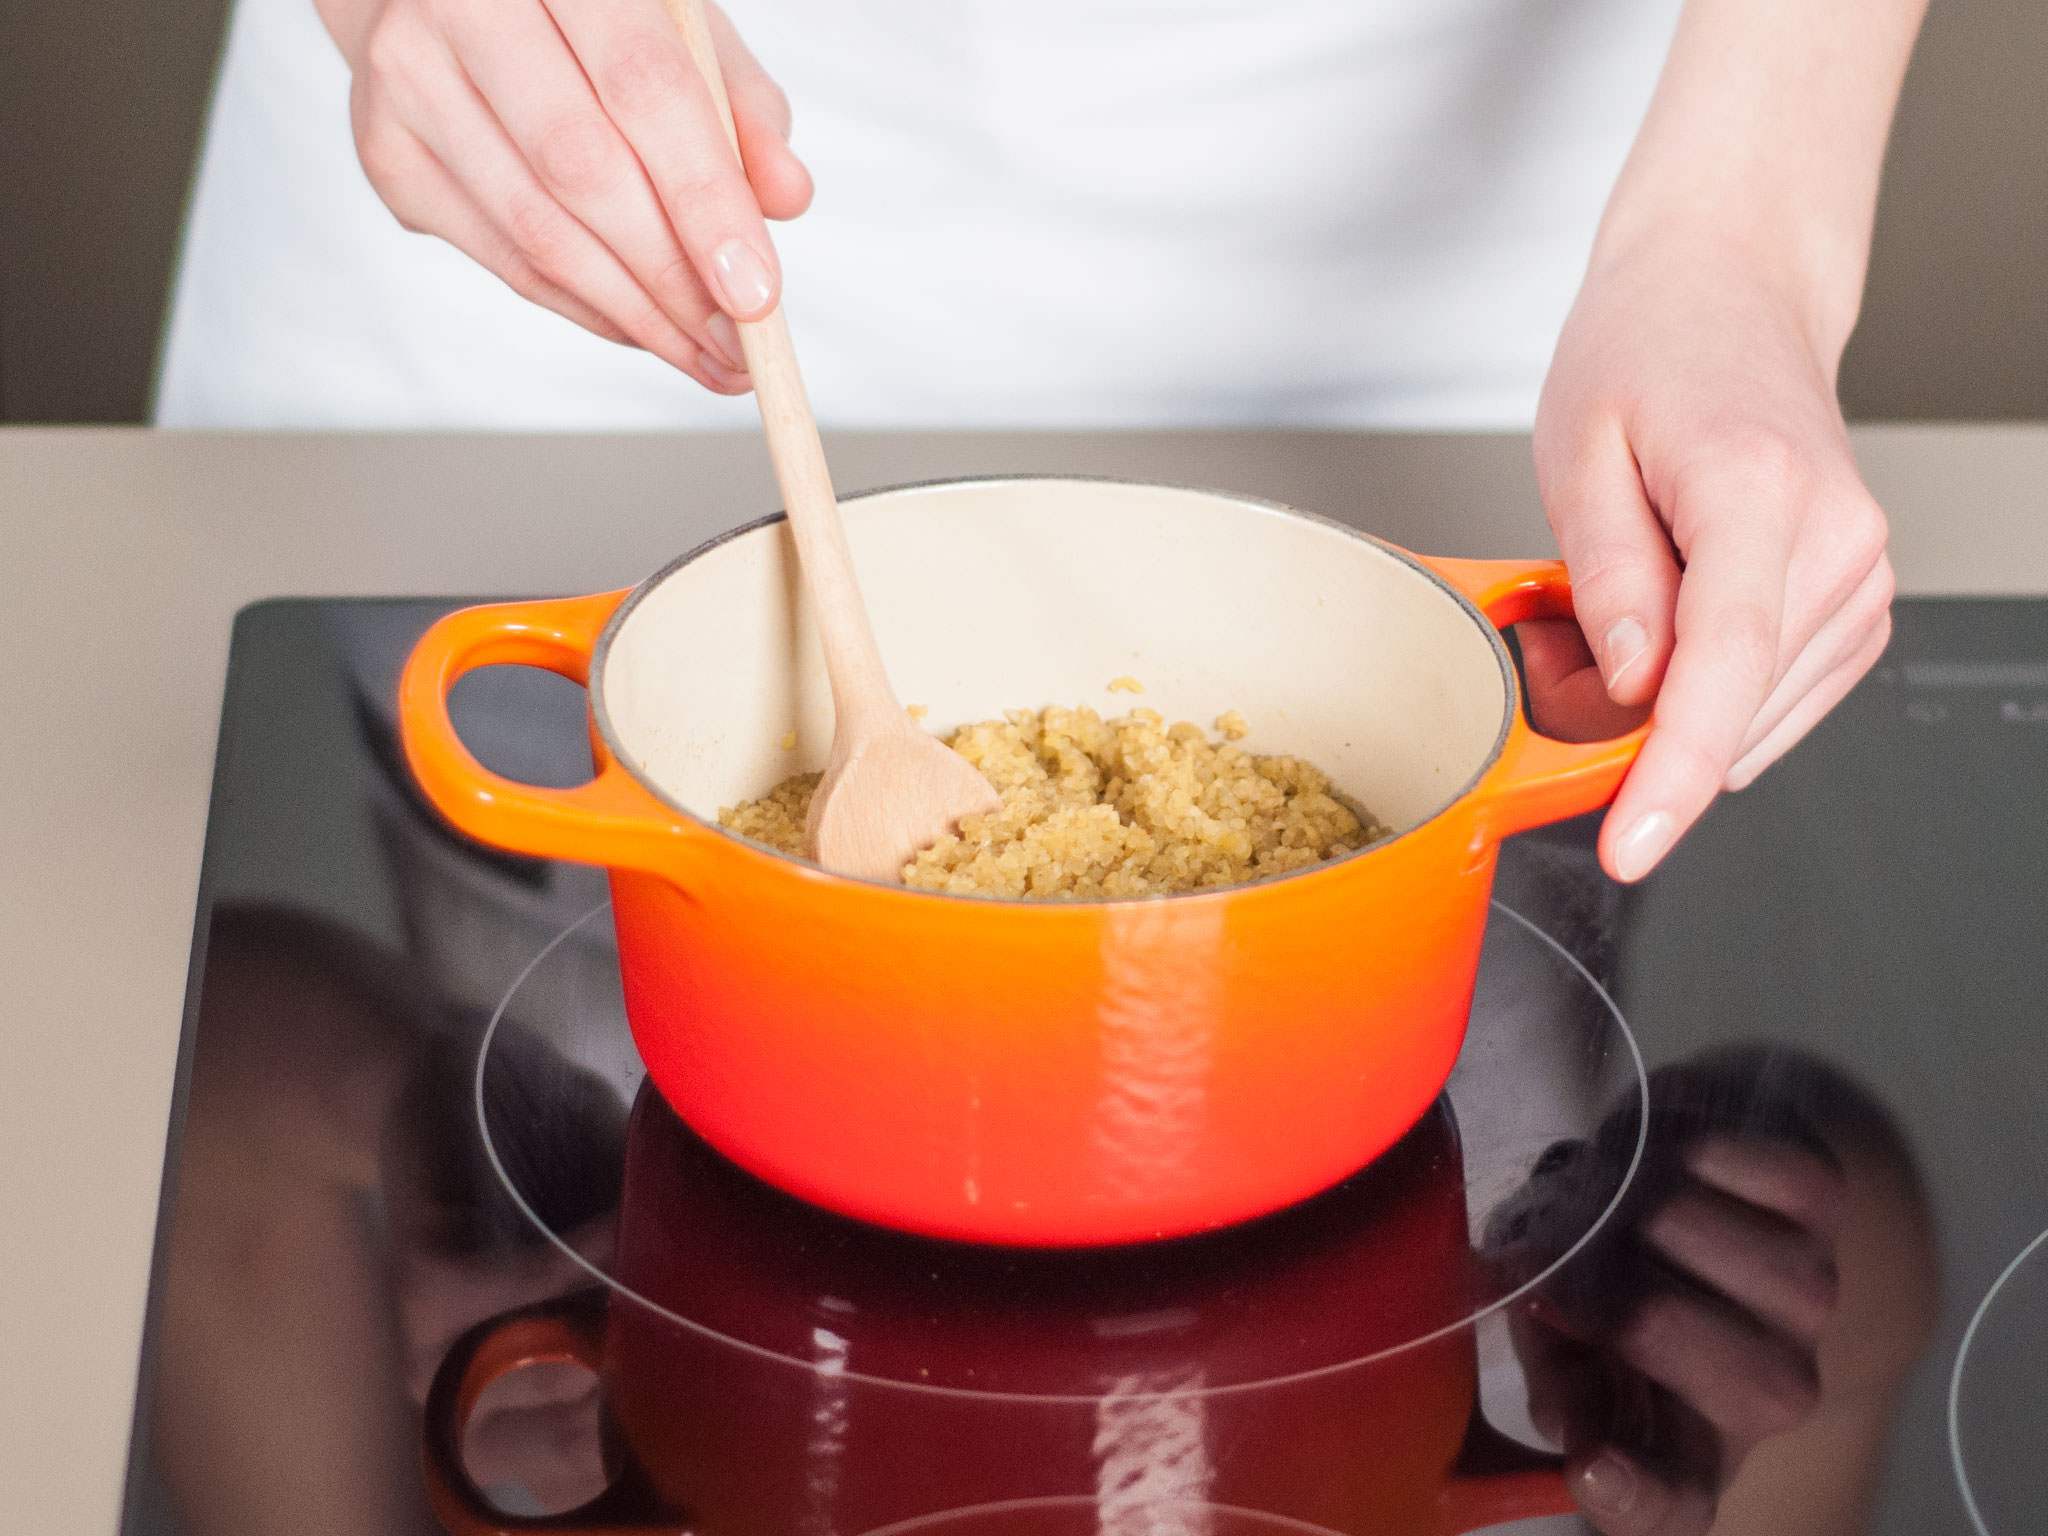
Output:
[{"xmin": 718, "ymin": 705, "xmax": 1384, "ymax": 898}]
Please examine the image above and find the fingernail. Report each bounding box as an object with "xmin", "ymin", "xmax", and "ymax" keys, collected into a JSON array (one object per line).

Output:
[
  {"xmin": 705, "ymin": 311, "xmax": 747, "ymax": 372},
  {"xmin": 698, "ymin": 354, "xmax": 753, "ymax": 394},
  {"xmin": 1578, "ymin": 1452, "xmax": 1640, "ymax": 1516},
  {"xmin": 710, "ymin": 239, "xmax": 774, "ymax": 317},
  {"xmin": 1602, "ymin": 617, "xmax": 1649, "ymax": 690},
  {"xmin": 1612, "ymin": 809, "xmax": 1675, "ymax": 882}
]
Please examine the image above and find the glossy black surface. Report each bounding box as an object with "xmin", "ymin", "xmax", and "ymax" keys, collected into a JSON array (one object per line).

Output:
[{"xmin": 118, "ymin": 597, "xmax": 2048, "ymax": 1536}]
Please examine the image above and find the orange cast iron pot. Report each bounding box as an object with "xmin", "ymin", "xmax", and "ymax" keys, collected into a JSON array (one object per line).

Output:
[{"xmin": 399, "ymin": 478, "xmax": 1646, "ymax": 1246}]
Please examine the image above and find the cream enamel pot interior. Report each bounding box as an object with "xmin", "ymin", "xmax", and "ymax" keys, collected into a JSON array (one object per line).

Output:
[{"xmin": 399, "ymin": 477, "xmax": 1647, "ymax": 1246}]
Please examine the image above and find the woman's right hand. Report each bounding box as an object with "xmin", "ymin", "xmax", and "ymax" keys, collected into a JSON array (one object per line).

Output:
[{"xmin": 318, "ymin": 0, "xmax": 813, "ymax": 393}]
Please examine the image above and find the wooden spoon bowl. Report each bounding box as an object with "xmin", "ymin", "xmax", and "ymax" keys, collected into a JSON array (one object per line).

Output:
[{"xmin": 808, "ymin": 703, "xmax": 1005, "ymax": 880}]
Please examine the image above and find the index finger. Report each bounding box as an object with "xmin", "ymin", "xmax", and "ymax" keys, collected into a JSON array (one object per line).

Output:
[
  {"xmin": 1601, "ymin": 507, "xmax": 1793, "ymax": 881},
  {"xmin": 548, "ymin": 0, "xmax": 782, "ymax": 319}
]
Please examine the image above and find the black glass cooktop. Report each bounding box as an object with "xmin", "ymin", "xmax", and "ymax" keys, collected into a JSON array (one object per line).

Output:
[{"xmin": 117, "ymin": 596, "xmax": 2048, "ymax": 1536}]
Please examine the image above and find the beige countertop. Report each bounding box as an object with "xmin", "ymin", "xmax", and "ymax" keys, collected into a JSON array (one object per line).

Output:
[{"xmin": 3, "ymin": 424, "xmax": 2045, "ymax": 1533}]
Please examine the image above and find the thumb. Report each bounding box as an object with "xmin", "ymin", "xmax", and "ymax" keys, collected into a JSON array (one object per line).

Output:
[{"xmin": 1539, "ymin": 422, "xmax": 1682, "ymax": 710}]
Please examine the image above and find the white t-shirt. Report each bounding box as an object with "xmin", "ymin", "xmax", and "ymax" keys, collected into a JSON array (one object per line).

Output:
[{"xmin": 155, "ymin": 0, "xmax": 1681, "ymax": 430}]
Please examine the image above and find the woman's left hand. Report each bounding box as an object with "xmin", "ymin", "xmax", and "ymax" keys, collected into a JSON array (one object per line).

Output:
[
  {"xmin": 1523, "ymin": 235, "xmax": 1894, "ymax": 884},
  {"xmin": 1517, "ymin": 0, "xmax": 1929, "ymax": 885}
]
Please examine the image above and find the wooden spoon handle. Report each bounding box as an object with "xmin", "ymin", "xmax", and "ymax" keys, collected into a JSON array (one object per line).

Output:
[{"xmin": 661, "ymin": 0, "xmax": 901, "ymax": 730}]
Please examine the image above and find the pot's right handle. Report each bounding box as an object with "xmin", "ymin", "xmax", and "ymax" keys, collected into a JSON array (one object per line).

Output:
[
  {"xmin": 398, "ymin": 594, "xmax": 705, "ymax": 875},
  {"xmin": 422, "ymin": 1288, "xmax": 686, "ymax": 1536},
  {"xmin": 1421, "ymin": 556, "xmax": 1652, "ymax": 840}
]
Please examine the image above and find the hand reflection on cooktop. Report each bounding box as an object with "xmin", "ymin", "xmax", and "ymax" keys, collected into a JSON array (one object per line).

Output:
[{"xmin": 1483, "ymin": 1047, "xmax": 1939, "ymax": 1536}]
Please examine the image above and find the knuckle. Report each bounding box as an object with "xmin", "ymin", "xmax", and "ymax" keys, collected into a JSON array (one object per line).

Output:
[
  {"xmin": 533, "ymin": 112, "xmax": 624, "ymax": 198},
  {"xmin": 621, "ymin": 295, "xmax": 679, "ymax": 350},
  {"xmin": 600, "ymin": 33, "xmax": 693, "ymax": 119},
  {"xmin": 1674, "ymin": 429, "xmax": 1815, "ymax": 534},
  {"xmin": 650, "ymin": 250, "xmax": 710, "ymax": 312},
  {"xmin": 361, "ymin": 10, "xmax": 417, "ymax": 84},
  {"xmin": 656, "ymin": 170, "xmax": 728, "ymax": 220},
  {"xmin": 503, "ymin": 191, "xmax": 571, "ymax": 270},
  {"xmin": 354, "ymin": 118, "xmax": 404, "ymax": 189},
  {"xmin": 1729, "ymin": 429, "xmax": 1813, "ymax": 508},
  {"xmin": 1662, "ymin": 729, "xmax": 1735, "ymax": 802},
  {"xmin": 497, "ymin": 252, "xmax": 552, "ymax": 305},
  {"xmin": 1838, "ymin": 616, "xmax": 1893, "ymax": 696},
  {"xmin": 1843, "ymin": 562, "xmax": 1897, "ymax": 647},
  {"xmin": 1866, "ymin": 551, "xmax": 1898, "ymax": 614},
  {"xmin": 1835, "ymin": 552, "xmax": 1896, "ymax": 653},
  {"xmin": 353, "ymin": 125, "xmax": 428, "ymax": 236},
  {"xmin": 1707, "ymin": 600, "xmax": 1781, "ymax": 684},
  {"xmin": 1838, "ymin": 496, "xmax": 1891, "ymax": 576},
  {"xmin": 1563, "ymin": 550, "xmax": 1657, "ymax": 624}
]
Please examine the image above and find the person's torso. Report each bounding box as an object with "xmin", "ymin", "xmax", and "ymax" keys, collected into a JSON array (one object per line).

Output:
[{"xmin": 155, "ymin": 0, "xmax": 1681, "ymax": 429}]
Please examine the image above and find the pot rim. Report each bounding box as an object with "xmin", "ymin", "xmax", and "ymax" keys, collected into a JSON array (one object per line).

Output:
[{"xmin": 586, "ymin": 473, "xmax": 1520, "ymax": 906}]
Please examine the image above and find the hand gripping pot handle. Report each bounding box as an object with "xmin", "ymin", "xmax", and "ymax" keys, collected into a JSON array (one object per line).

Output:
[
  {"xmin": 422, "ymin": 1288, "xmax": 684, "ymax": 1535},
  {"xmin": 1421, "ymin": 556, "xmax": 1652, "ymax": 839},
  {"xmin": 399, "ymin": 594, "xmax": 697, "ymax": 874}
]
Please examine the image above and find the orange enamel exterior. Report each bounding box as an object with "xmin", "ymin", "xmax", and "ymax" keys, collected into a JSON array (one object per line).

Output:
[{"xmin": 399, "ymin": 530, "xmax": 1645, "ymax": 1248}]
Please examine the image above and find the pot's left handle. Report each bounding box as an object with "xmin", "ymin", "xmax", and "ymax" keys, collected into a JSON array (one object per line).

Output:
[
  {"xmin": 399, "ymin": 594, "xmax": 700, "ymax": 874},
  {"xmin": 422, "ymin": 1288, "xmax": 687, "ymax": 1536}
]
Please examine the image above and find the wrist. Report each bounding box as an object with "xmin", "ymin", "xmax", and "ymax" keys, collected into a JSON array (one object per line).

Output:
[
  {"xmin": 1586, "ymin": 184, "xmax": 1869, "ymax": 367},
  {"xmin": 1587, "ymin": 0, "xmax": 1929, "ymax": 366}
]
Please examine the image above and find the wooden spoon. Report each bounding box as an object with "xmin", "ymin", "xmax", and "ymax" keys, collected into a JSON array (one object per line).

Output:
[{"xmin": 663, "ymin": 0, "xmax": 1002, "ymax": 882}]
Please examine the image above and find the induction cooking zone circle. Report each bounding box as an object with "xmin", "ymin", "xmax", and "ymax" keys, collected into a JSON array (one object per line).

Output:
[
  {"xmin": 1951, "ymin": 1221, "xmax": 2048, "ymax": 1534},
  {"xmin": 471, "ymin": 899, "xmax": 1647, "ymax": 1396}
]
